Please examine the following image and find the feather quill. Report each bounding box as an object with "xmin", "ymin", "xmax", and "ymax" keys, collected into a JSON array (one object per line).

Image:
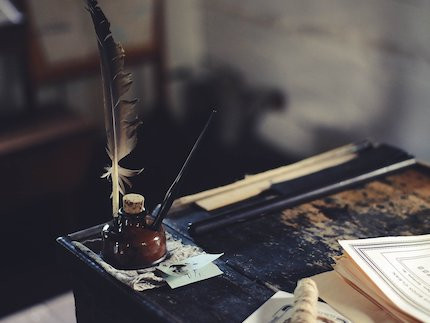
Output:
[{"xmin": 86, "ymin": 0, "xmax": 142, "ymax": 217}]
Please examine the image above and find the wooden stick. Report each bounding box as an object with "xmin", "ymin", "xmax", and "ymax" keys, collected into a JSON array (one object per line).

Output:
[
  {"xmin": 196, "ymin": 153, "xmax": 356, "ymax": 211},
  {"xmin": 172, "ymin": 140, "xmax": 371, "ymax": 210}
]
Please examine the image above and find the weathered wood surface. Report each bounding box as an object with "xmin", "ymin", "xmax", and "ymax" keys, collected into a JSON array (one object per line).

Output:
[
  {"xmin": 58, "ymin": 163, "xmax": 430, "ymax": 322},
  {"xmin": 58, "ymin": 228, "xmax": 272, "ymax": 323},
  {"xmin": 167, "ymin": 165, "xmax": 430, "ymax": 293}
]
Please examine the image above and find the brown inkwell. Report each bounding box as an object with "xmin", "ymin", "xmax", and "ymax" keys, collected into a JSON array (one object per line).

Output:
[{"xmin": 102, "ymin": 194, "xmax": 167, "ymax": 269}]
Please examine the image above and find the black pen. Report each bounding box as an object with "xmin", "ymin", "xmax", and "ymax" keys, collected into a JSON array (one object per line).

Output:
[{"xmin": 151, "ymin": 110, "xmax": 216, "ymax": 230}]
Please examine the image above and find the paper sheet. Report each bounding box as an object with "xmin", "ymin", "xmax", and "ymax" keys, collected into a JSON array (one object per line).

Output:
[
  {"xmin": 243, "ymin": 290, "xmax": 351, "ymax": 323},
  {"xmin": 158, "ymin": 253, "xmax": 223, "ymax": 276},
  {"xmin": 164, "ymin": 263, "xmax": 223, "ymax": 289},
  {"xmin": 339, "ymin": 234, "xmax": 430, "ymax": 322}
]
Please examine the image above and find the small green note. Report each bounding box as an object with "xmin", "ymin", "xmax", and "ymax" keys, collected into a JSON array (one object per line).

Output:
[
  {"xmin": 164, "ymin": 263, "xmax": 223, "ymax": 289},
  {"xmin": 158, "ymin": 253, "xmax": 224, "ymax": 277}
]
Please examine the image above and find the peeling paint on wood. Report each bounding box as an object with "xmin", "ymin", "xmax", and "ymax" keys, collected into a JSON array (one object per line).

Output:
[
  {"xmin": 188, "ymin": 166, "xmax": 430, "ymax": 292},
  {"xmin": 281, "ymin": 169, "xmax": 430, "ymax": 259}
]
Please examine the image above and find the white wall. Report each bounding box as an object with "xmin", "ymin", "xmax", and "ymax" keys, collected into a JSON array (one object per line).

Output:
[
  {"xmin": 165, "ymin": 0, "xmax": 204, "ymax": 69},
  {"xmin": 201, "ymin": 0, "xmax": 430, "ymax": 159},
  {"xmin": 165, "ymin": 0, "xmax": 205, "ymax": 118}
]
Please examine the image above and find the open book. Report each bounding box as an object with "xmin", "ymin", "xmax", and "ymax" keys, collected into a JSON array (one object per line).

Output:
[{"xmin": 312, "ymin": 235, "xmax": 430, "ymax": 322}]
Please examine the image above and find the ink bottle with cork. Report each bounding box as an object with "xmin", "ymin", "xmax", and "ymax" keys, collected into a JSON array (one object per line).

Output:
[{"xmin": 101, "ymin": 193, "xmax": 167, "ymax": 269}]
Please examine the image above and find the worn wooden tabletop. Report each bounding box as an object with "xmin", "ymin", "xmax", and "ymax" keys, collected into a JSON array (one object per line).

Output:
[
  {"xmin": 168, "ymin": 165, "xmax": 430, "ymax": 293},
  {"xmin": 57, "ymin": 159, "xmax": 430, "ymax": 322}
]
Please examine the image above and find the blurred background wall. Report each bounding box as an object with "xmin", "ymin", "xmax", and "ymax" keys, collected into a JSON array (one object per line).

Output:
[
  {"xmin": 2, "ymin": 0, "xmax": 430, "ymax": 159},
  {"xmin": 79, "ymin": 0, "xmax": 430, "ymax": 160},
  {"xmin": 200, "ymin": 0, "xmax": 430, "ymax": 158},
  {"xmin": 0, "ymin": 0, "xmax": 429, "ymax": 318}
]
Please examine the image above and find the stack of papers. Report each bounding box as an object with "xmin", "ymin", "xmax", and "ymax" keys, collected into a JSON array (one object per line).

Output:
[
  {"xmin": 157, "ymin": 253, "xmax": 223, "ymax": 289},
  {"xmin": 312, "ymin": 235, "xmax": 430, "ymax": 322}
]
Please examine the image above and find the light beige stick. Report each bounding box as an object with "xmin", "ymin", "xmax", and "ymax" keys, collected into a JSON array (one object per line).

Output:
[
  {"xmin": 196, "ymin": 153, "xmax": 355, "ymax": 211},
  {"xmin": 172, "ymin": 142, "xmax": 364, "ymax": 210},
  {"xmin": 290, "ymin": 278, "xmax": 319, "ymax": 323}
]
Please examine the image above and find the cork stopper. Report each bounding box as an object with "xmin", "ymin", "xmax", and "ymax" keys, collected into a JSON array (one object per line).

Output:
[{"xmin": 123, "ymin": 193, "xmax": 145, "ymax": 214}]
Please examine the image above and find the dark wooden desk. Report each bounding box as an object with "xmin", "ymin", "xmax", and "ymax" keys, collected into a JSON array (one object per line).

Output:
[{"xmin": 57, "ymin": 146, "xmax": 430, "ymax": 323}]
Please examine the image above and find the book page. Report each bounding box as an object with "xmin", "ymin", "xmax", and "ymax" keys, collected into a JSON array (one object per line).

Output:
[
  {"xmin": 333, "ymin": 256, "xmax": 415, "ymax": 322},
  {"xmin": 243, "ymin": 290, "xmax": 351, "ymax": 323},
  {"xmin": 312, "ymin": 271, "xmax": 399, "ymax": 323},
  {"xmin": 339, "ymin": 234, "xmax": 430, "ymax": 322}
]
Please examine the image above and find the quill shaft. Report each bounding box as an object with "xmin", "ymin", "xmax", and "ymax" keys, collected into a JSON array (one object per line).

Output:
[
  {"xmin": 108, "ymin": 70, "xmax": 120, "ymax": 217},
  {"xmin": 112, "ymin": 151, "xmax": 119, "ymax": 216}
]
